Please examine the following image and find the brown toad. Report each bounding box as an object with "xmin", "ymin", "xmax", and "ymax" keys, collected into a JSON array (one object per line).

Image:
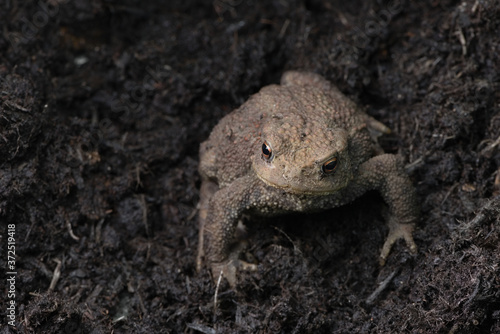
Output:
[{"xmin": 197, "ymin": 71, "xmax": 418, "ymax": 286}]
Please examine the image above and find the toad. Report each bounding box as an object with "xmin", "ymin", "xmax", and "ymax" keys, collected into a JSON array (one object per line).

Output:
[{"xmin": 196, "ymin": 71, "xmax": 418, "ymax": 286}]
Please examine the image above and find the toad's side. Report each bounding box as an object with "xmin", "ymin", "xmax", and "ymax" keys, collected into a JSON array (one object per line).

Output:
[{"xmin": 196, "ymin": 71, "xmax": 419, "ymax": 287}]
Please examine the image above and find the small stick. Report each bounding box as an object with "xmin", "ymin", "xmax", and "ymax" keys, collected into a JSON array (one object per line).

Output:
[
  {"xmin": 213, "ymin": 269, "xmax": 223, "ymax": 316},
  {"xmin": 48, "ymin": 259, "xmax": 62, "ymax": 292},
  {"xmin": 66, "ymin": 220, "xmax": 80, "ymax": 241},
  {"xmin": 366, "ymin": 270, "xmax": 398, "ymax": 304}
]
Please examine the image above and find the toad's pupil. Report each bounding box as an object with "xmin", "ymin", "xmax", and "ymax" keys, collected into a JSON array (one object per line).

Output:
[
  {"xmin": 322, "ymin": 158, "xmax": 337, "ymax": 174},
  {"xmin": 262, "ymin": 142, "xmax": 272, "ymax": 159}
]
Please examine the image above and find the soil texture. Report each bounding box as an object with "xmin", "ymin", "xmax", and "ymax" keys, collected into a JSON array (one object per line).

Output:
[{"xmin": 1, "ymin": 0, "xmax": 499, "ymax": 333}]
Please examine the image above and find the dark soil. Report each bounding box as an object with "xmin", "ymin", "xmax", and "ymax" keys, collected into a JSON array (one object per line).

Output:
[{"xmin": 1, "ymin": 0, "xmax": 500, "ymax": 333}]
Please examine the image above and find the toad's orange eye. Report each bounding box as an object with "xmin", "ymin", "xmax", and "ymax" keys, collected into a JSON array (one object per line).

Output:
[
  {"xmin": 322, "ymin": 157, "xmax": 337, "ymax": 175},
  {"xmin": 262, "ymin": 141, "xmax": 273, "ymax": 161}
]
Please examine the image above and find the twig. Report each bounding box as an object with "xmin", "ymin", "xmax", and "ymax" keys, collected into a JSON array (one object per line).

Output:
[
  {"xmin": 136, "ymin": 285, "xmax": 147, "ymax": 315},
  {"xmin": 186, "ymin": 323, "xmax": 216, "ymax": 334},
  {"xmin": 480, "ymin": 135, "xmax": 500, "ymax": 157},
  {"xmin": 279, "ymin": 19, "xmax": 290, "ymax": 39},
  {"xmin": 214, "ymin": 269, "xmax": 223, "ymax": 315},
  {"xmin": 273, "ymin": 226, "xmax": 302, "ymax": 256},
  {"xmin": 455, "ymin": 27, "xmax": 467, "ymax": 56},
  {"xmin": 366, "ymin": 270, "xmax": 398, "ymax": 304},
  {"xmin": 66, "ymin": 219, "xmax": 80, "ymax": 241},
  {"xmin": 5, "ymin": 100, "xmax": 31, "ymax": 113},
  {"xmin": 468, "ymin": 195, "xmax": 500, "ymax": 228},
  {"xmin": 137, "ymin": 194, "xmax": 149, "ymax": 237},
  {"xmin": 48, "ymin": 258, "xmax": 62, "ymax": 292}
]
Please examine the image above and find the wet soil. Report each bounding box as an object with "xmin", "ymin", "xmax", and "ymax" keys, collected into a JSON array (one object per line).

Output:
[{"xmin": 1, "ymin": 0, "xmax": 499, "ymax": 333}]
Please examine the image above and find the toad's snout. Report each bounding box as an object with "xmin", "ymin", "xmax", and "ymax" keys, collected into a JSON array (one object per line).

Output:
[{"xmin": 281, "ymin": 164, "xmax": 306, "ymax": 184}]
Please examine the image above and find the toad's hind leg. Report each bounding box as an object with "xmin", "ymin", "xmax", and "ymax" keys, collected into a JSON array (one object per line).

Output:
[
  {"xmin": 196, "ymin": 179, "xmax": 219, "ymax": 272},
  {"xmin": 363, "ymin": 114, "xmax": 391, "ymax": 155}
]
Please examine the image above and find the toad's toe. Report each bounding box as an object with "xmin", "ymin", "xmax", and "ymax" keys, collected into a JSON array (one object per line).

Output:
[
  {"xmin": 211, "ymin": 259, "xmax": 257, "ymax": 287},
  {"xmin": 379, "ymin": 220, "xmax": 417, "ymax": 266}
]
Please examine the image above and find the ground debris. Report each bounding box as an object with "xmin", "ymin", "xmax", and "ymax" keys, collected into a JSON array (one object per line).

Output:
[{"xmin": 2, "ymin": 0, "xmax": 500, "ymax": 333}]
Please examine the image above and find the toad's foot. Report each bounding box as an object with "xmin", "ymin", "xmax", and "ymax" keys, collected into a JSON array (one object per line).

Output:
[
  {"xmin": 211, "ymin": 258, "xmax": 257, "ymax": 287},
  {"xmin": 379, "ymin": 219, "xmax": 417, "ymax": 266},
  {"xmin": 211, "ymin": 238, "xmax": 257, "ymax": 287}
]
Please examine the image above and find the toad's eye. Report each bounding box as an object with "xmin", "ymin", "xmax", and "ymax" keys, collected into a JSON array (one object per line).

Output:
[
  {"xmin": 262, "ymin": 141, "xmax": 273, "ymax": 161},
  {"xmin": 322, "ymin": 157, "xmax": 337, "ymax": 175}
]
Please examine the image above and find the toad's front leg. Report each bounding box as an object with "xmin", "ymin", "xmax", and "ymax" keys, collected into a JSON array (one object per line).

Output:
[
  {"xmin": 356, "ymin": 154, "xmax": 419, "ymax": 265},
  {"xmin": 201, "ymin": 175, "xmax": 263, "ymax": 287}
]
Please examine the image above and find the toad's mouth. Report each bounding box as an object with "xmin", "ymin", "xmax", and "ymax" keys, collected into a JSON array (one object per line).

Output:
[{"xmin": 253, "ymin": 168, "xmax": 341, "ymax": 196}]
